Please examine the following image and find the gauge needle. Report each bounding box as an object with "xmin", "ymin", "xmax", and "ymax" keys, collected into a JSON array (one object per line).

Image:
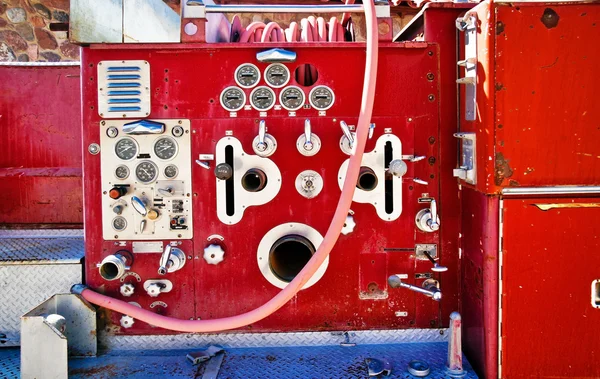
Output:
[
  {"xmin": 159, "ymin": 146, "xmax": 170, "ymax": 152},
  {"xmin": 120, "ymin": 146, "xmax": 133, "ymax": 153}
]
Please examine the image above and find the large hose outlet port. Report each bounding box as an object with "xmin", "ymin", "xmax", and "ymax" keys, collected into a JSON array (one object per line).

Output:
[
  {"xmin": 242, "ymin": 168, "xmax": 268, "ymax": 192},
  {"xmin": 357, "ymin": 167, "xmax": 378, "ymax": 191},
  {"xmin": 97, "ymin": 251, "xmax": 133, "ymax": 281},
  {"xmin": 269, "ymin": 235, "xmax": 316, "ymax": 283}
]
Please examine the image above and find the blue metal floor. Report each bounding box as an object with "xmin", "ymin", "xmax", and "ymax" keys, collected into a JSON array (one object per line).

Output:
[{"xmin": 1, "ymin": 342, "xmax": 478, "ymax": 378}]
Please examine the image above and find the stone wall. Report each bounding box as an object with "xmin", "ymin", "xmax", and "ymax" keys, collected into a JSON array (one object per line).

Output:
[
  {"xmin": 0, "ymin": 0, "xmax": 79, "ymax": 62},
  {"xmin": 0, "ymin": 1, "xmax": 415, "ymax": 62}
]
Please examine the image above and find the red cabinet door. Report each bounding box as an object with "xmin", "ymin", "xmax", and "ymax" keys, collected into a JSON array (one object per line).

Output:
[{"xmin": 501, "ymin": 197, "xmax": 600, "ymax": 378}]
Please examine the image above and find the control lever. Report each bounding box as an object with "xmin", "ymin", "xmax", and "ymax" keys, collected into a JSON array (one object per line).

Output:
[
  {"xmin": 252, "ymin": 120, "xmax": 277, "ymax": 157},
  {"xmin": 422, "ymin": 250, "xmax": 448, "ymax": 273},
  {"xmin": 158, "ymin": 187, "xmax": 174, "ymax": 197},
  {"xmin": 415, "ymin": 198, "xmax": 440, "ymax": 232},
  {"xmin": 214, "ymin": 163, "xmax": 233, "ymax": 180},
  {"xmin": 158, "ymin": 245, "xmax": 187, "ymax": 275},
  {"xmin": 388, "ymin": 274, "xmax": 442, "ymax": 301},
  {"xmin": 131, "ymin": 196, "xmax": 148, "ymax": 216},
  {"xmin": 388, "ymin": 159, "xmax": 407, "ymax": 178},
  {"xmin": 339, "ymin": 121, "xmax": 356, "ymax": 155},
  {"xmin": 297, "ymin": 119, "xmax": 321, "ymax": 156}
]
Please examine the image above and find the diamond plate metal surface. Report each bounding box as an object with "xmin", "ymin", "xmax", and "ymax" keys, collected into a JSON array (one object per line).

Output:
[
  {"xmin": 0, "ymin": 238, "xmax": 84, "ymax": 264},
  {"xmin": 0, "ymin": 265, "xmax": 82, "ymax": 346},
  {"xmin": 0, "ymin": 348, "xmax": 19, "ymax": 379},
  {"xmin": 100, "ymin": 328, "xmax": 448, "ymax": 351},
  {"xmin": 66, "ymin": 343, "xmax": 478, "ymax": 379},
  {"xmin": 0, "ymin": 229, "xmax": 83, "ymax": 238}
]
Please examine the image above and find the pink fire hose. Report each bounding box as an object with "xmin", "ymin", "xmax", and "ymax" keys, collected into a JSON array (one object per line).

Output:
[{"xmin": 73, "ymin": 0, "xmax": 379, "ymax": 333}]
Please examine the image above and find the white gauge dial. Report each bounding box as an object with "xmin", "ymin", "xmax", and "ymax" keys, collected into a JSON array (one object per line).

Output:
[
  {"xmin": 264, "ymin": 63, "xmax": 290, "ymax": 88},
  {"xmin": 220, "ymin": 86, "xmax": 246, "ymax": 112},
  {"xmin": 114, "ymin": 137, "xmax": 138, "ymax": 161},
  {"xmin": 279, "ymin": 86, "xmax": 305, "ymax": 111},
  {"xmin": 309, "ymin": 85, "xmax": 335, "ymax": 111},
  {"xmin": 250, "ymin": 86, "xmax": 276, "ymax": 111},
  {"xmin": 135, "ymin": 161, "xmax": 159, "ymax": 184},
  {"xmin": 235, "ymin": 63, "xmax": 260, "ymax": 88},
  {"xmin": 154, "ymin": 137, "xmax": 178, "ymax": 160}
]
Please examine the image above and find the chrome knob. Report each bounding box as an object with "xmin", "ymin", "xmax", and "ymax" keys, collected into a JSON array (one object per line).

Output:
[
  {"xmin": 388, "ymin": 159, "xmax": 407, "ymax": 177},
  {"xmin": 120, "ymin": 283, "xmax": 135, "ymax": 297},
  {"xmin": 158, "ymin": 245, "xmax": 186, "ymax": 275},
  {"xmin": 303, "ymin": 119, "xmax": 313, "ymax": 151},
  {"xmin": 252, "ymin": 120, "xmax": 277, "ymax": 157},
  {"xmin": 415, "ymin": 198, "xmax": 441, "ymax": 233},
  {"xmin": 146, "ymin": 283, "xmax": 164, "ymax": 297},
  {"xmin": 203, "ymin": 244, "xmax": 225, "ymax": 265},
  {"xmin": 256, "ymin": 120, "xmax": 267, "ymax": 152},
  {"xmin": 120, "ymin": 315, "xmax": 134, "ymax": 328}
]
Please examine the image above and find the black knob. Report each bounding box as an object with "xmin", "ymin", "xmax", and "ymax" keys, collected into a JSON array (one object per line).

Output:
[{"xmin": 214, "ymin": 163, "xmax": 233, "ymax": 180}]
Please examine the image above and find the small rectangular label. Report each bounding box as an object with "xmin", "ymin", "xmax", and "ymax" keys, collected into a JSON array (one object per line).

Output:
[
  {"xmin": 199, "ymin": 154, "xmax": 214, "ymax": 160},
  {"xmin": 289, "ymin": 111, "xmax": 296, "ymax": 117},
  {"xmin": 260, "ymin": 111, "xmax": 267, "ymax": 117},
  {"xmin": 318, "ymin": 111, "xmax": 326, "ymax": 116},
  {"xmin": 274, "ymin": 105, "xmax": 282, "ymax": 111},
  {"xmin": 225, "ymin": 130, "xmax": 233, "ymax": 136},
  {"xmin": 395, "ymin": 311, "xmax": 408, "ymax": 317},
  {"xmin": 133, "ymin": 241, "xmax": 163, "ymax": 253},
  {"xmin": 244, "ymin": 105, "xmax": 252, "ymax": 111},
  {"xmin": 229, "ymin": 112, "xmax": 237, "ymax": 118}
]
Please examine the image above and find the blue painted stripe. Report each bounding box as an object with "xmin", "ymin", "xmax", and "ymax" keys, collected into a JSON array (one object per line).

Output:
[
  {"xmin": 109, "ymin": 106, "xmax": 142, "ymax": 112},
  {"xmin": 108, "ymin": 74, "xmax": 141, "ymax": 80},
  {"xmin": 107, "ymin": 82, "xmax": 141, "ymax": 88},
  {"xmin": 108, "ymin": 90, "xmax": 141, "ymax": 96},
  {"xmin": 108, "ymin": 98, "xmax": 141, "ymax": 104},
  {"xmin": 107, "ymin": 66, "xmax": 141, "ymax": 72}
]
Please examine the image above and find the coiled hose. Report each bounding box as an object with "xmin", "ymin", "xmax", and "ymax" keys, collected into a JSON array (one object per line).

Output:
[{"xmin": 74, "ymin": 0, "xmax": 379, "ymax": 333}]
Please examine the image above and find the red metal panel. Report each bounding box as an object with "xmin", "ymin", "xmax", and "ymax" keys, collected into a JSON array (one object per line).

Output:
[
  {"xmin": 80, "ymin": 42, "xmax": 462, "ymax": 334},
  {"xmin": 0, "ymin": 66, "xmax": 83, "ymax": 225},
  {"xmin": 501, "ymin": 197, "xmax": 600, "ymax": 378},
  {"xmin": 461, "ymin": 186, "xmax": 499, "ymax": 379},
  {"xmin": 495, "ymin": 4, "xmax": 600, "ymax": 188}
]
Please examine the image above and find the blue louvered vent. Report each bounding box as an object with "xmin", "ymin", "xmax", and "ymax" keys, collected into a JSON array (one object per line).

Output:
[{"xmin": 98, "ymin": 60, "xmax": 150, "ymax": 118}]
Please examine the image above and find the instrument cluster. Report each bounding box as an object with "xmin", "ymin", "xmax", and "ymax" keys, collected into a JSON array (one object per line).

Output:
[
  {"xmin": 220, "ymin": 63, "xmax": 335, "ymax": 113},
  {"xmin": 99, "ymin": 119, "xmax": 193, "ymax": 241}
]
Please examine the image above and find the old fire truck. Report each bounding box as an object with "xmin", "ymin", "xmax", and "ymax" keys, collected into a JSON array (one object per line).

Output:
[{"xmin": 0, "ymin": 0, "xmax": 598, "ymax": 378}]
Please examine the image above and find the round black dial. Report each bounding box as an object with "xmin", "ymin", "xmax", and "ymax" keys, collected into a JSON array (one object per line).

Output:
[
  {"xmin": 114, "ymin": 165, "xmax": 130, "ymax": 180},
  {"xmin": 250, "ymin": 86, "xmax": 276, "ymax": 111},
  {"xmin": 265, "ymin": 63, "xmax": 290, "ymax": 88},
  {"xmin": 280, "ymin": 86, "xmax": 305, "ymax": 111},
  {"xmin": 135, "ymin": 161, "xmax": 159, "ymax": 184},
  {"xmin": 220, "ymin": 86, "xmax": 246, "ymax": 112},
  {"xmin": 235, "ymin": 63, "xmax": 260, "ymax": 88},
  {"xmin": 114, "ymin": 137, "xmax": 138, "ymax": 161},
  {"xmin": 154, "ymin": 137, "xmax": 178, "ymax": 160},
  {"xmin": 309, "ymin": 86, "xmax": 335, "ymax": 111},
  {"xmin": 164, "ymin": 164, "xmax": 179, "ymax": 179},
  {"xmin": 112, "ymin": 216, "xmax": 127, "ymax": 231}
]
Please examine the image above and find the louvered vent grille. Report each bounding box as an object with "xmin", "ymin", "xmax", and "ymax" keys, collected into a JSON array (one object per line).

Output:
[{"xmin": 97, "ymin": 60, "xmax": 151, "ymax": 118}]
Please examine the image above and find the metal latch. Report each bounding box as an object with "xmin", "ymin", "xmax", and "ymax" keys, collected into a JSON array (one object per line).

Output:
[
  {"xmin": 453, "ymin": 132, "xmax": 476, "ymax": 185},
  {"xmin": 456, "ymin": 14, "xmax": 478, "ymax": 121}
]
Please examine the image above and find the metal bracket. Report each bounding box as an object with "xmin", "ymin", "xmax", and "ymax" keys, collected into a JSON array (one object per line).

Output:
[
  {"xmin": 453, "ymin": 132, "xmax": 477, "ymax": 185},
  {"xmin": 415, "ymin": 244, "xmax": 437, "ymax": 260},
  {"xmin": 257, "ymin": 48, "xmax": 297, "ymax": 63},
  {"xmin": 456, "ymin": 14, "xmax": 477, "ymax": 121}
]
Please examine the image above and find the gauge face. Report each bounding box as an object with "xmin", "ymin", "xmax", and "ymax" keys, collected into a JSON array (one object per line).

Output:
[
  {"xmin": 309, "ymin": 85, "xmax": 335, "ymax": 111},
  {"xmin": 250, "ymin": 86, "xmax": 276, "ymax": 111},
  {"xmin": 220, "ymin": 86, "xmax": 246, "ymax": 112},
  {"xmin": 280, "ymin": 86, "xmax": 305, "ymax": 111},
  {"xmin": 114, "ymin": 137, "xmax": 138, "ymax": 161},
  {"xmin": 106, "ymin": 127, "xmax": 119, "ymax": 138},
  {"xmin": 164, "ymin": 164, "xmax": 179, "ymax": 179},
  {"xmin": 135, "ymin": 161, "xmax": 159, "ymax": 184},
  {"xmin": 172, "ymin": 125, "xmax": 184, "ymax": 137},
  {"xmin": 235, "ymin": 63, "xmax": 260, "ymax": 88},
  {"xmin": 154, "ymin": 137, "xmax": 178, "ymax": 160},
  {"xmin": 115, "ymin": 165, "xmax": 130, "ymax": 180},
  {"xmin": 112, "ymin": 216, "xmax": 127, "ymax": 231},
  {"xmin": 264, "ymin": 63, "xmax": 290, "ymax": 88}
]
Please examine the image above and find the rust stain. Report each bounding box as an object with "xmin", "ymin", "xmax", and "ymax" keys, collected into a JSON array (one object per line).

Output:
[
  {"xmin": 533, "ymin": 203, "xmax": 600, "ymax": 211},
  {"xmin": 495, "ymin": 152, "xmax": 514, "ymax": 186},
  {"xmin": 69, "ymin": 364, "xmax": 118, "ymax": 376},
  {"xmin": 496, "ymin": 21, "xmax": 505, "ymax": 35}
]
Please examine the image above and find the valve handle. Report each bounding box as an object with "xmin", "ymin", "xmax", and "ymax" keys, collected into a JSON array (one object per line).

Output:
[
  {"xmin": 256, "ymin": 120, "xmax": 267, "ymax": 152},
  {"xmin": 340, "ymin": 121, "xmax": 354, "ymax": 147},
  {"xmin": 158, "ymin": 245, "xmax": 173, "ymax": 275},
  {"xmin": 303, "ymin": 119, "xmax": 313, "ymax": 150},
  {"xmin": 428, "ymin": 199, "xmax": 440, "ymax": 231},
  {"xmin": 131, "ymin": 196, "xmax": 148, "ymax": 216}
]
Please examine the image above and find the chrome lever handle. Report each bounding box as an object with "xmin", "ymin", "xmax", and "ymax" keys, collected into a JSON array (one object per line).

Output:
[
  {"xmin": 428, "ymin": 199, "xmax": 440, "ymax": 231},
  {"xmin": 131, "ymin": 196, "xmax": 148, "ymax": 216},
  {"xmin": 256, "ymin": 120, "xmax": 267, "ymax": 152},
  {"xmin": 158, "ymin": 245, "xmax": 172, "ymax": 275},
  {"xmin": 340, "ymin": 121, "xmax": 354, "ymax": 147},
  {"xmin": 303, "ymin": 119, "xmax": 313, "ymax": 150}
]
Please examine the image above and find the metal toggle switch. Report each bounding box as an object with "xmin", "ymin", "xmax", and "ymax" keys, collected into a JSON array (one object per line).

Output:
[
  {"xmin": 253, "ymin": 120, "xmax": 277, "ymax": 157},
  {"xmin": 296, "ymin": 119, "xmax": 321, "ymax": 156},
  {"xmin": 415, "ymin": 198, "xmax": 440, "ymax": 232},
  {"xmin": 131, "ymin": 196, "xmax": 148, "ymax": 216},
  {"xmin": 422, "ymin": 249, "xmax": 448, "ymax": 273},
  {"xmin": 339, "ymin": 121, "xmax": 356, "ymax": 155},
  {"xmin": 158, "ymin": 245, "xmax": 187, "ymax": 275}
]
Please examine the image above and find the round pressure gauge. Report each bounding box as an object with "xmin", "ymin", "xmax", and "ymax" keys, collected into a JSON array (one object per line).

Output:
[
  {"xmin": 135, "ymin": 161, "xmax": 159, "ymax": 184},
  {"xmin": 164, "ymin": 164, "xmax": 179, "ymax": 179},
  {"xmin": 153, "ymin": 137, "xmax": 178, "ymax": 160},
  {"xmin": 220, "ymin": 86, "xmax": 246, "ymax": 112},
  {"xmin": 171, "ymin": 125, "xmax": 184, "ymax": 137},
  {"xmin": 112, "ymin": 216, "xmax": 127, "ymax": 231},
  {"xmin": 279, "ymin": 86, "xmax": 305, "ymax": 111},
  {"xmin": 235, "ymin": 63, "xmax": 260, "ymax": 88},
  {"xmin": 114, "ymin": 137, "xmax": 138, "ymax": 161},
  {"xmin": 114, "ymin": 165, "xmax": 130, "ymax": 180},
  {"xmin": 309, "ymin": 85, "xmax": 335, "ymax": 111},
  {"xmin": 250, "ymin": 86, "xmax": 276, "ymax": 111},
  {"xmin": 264, "ymin": 63, "xmax": 290, "ymax": 88}
]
